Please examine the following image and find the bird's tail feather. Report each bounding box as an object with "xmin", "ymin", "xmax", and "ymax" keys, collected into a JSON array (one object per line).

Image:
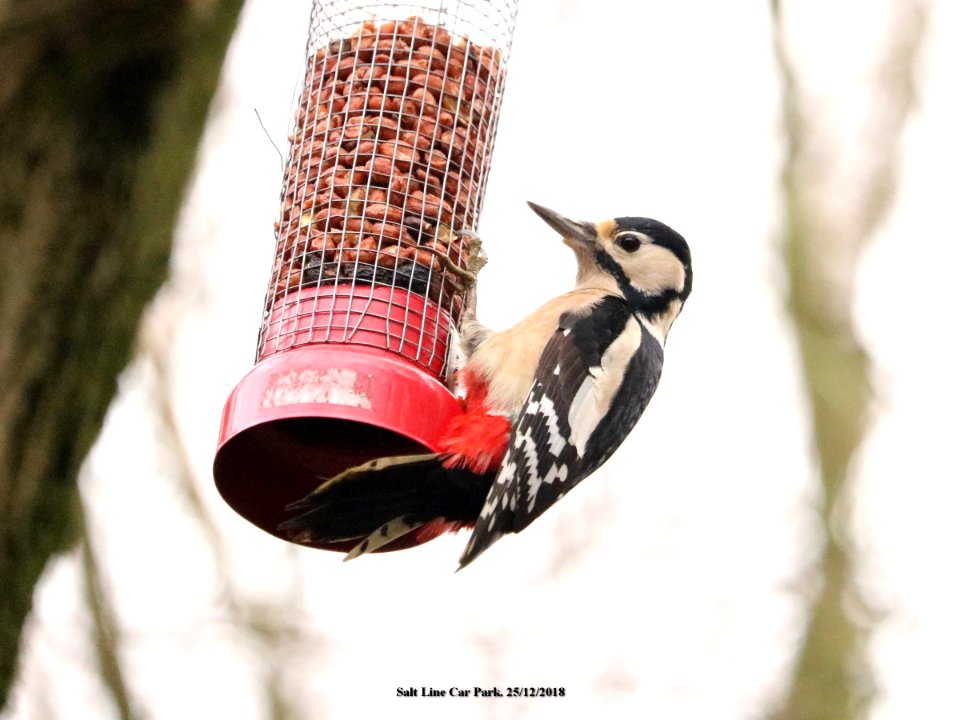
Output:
[
  {"xmin": 343, "ymin": 516, "xmax": 425, "ymax": 561},
  {"xmin": 278, "ymin": 453, "xmax": 492, "ymax": 551}
]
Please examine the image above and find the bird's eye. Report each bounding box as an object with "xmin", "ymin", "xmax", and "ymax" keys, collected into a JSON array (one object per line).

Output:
[{"xmin": 616, "ymin": 234, "xmax": 642, "ymax": 253}]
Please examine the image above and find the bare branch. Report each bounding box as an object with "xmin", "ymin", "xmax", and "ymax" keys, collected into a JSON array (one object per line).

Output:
[
  {"xmin": 767, "ymin": 1, "xmax": 930, "ymax": 719},
  {"xmin": 79, "ymin": 516, "xmax": 139, "ymax": 720}
]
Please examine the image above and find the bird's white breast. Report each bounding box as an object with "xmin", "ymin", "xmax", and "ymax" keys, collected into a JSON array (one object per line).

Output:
[{"xmin": 466, "ymin": 288, "xmax": 612, "ymax": 413}]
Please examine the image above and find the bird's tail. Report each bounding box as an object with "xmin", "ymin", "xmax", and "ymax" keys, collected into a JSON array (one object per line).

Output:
[{"xmin": 278, "ymin": 453, "xmax": 493, "ymax": 557}]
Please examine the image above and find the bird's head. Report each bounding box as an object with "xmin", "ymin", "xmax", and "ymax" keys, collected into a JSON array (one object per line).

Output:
[{"xmin": 528, "ymin": 201, "xmax": 692, "ymax": 339}]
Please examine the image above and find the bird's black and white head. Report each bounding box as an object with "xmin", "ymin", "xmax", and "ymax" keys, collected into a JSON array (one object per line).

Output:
[{"xmin": 528, "ymin": 201, "xmax": 693, "ymax": 342}]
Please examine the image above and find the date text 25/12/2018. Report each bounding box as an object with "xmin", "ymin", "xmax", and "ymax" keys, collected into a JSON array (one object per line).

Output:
[{"xmin": 397, "ymin": 687, "xmax": 566, "ymax": 698}]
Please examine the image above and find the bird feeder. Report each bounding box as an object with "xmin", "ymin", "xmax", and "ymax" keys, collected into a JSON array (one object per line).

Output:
[{"xmin": 214, "ymin": 0, "xmax": 518, "ymax": 551}]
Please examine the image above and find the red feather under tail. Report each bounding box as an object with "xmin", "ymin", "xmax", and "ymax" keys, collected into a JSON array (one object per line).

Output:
[
  {"xmin": 414, "ymin": 518, "xmax": 471, "ymax": 544},
  {"xmin": 437, "ymin": 370, "xmax": 510, "ymax": 475}
]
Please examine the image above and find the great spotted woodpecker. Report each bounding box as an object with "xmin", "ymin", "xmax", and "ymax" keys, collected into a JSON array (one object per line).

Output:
[{"xmin": 280, "ymin": 202, "xmax": 692, "ymax": 569}]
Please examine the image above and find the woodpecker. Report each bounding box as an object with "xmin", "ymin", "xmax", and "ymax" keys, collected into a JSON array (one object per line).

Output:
[{"xmin": 279, "ymin": 201, "xmax": 692, "ymax": 569}]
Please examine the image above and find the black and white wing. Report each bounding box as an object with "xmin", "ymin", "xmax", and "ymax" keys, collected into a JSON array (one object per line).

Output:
[{"xmin": 458, "ymin": 295, "xmax": 665, "ymax": 568}]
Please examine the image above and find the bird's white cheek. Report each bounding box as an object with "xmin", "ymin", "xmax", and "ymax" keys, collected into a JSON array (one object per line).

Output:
[{"xmin": 631, "ymin": 245, "xmax": 685, "ymax": 294}]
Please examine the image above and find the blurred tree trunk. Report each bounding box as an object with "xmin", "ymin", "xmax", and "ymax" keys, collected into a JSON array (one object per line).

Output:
[
  {"xmin": 0, "ymin": 0, "xmax": 245, "ymax": 708},
  {"xmin": 768, "ymin": 1, "xmax": 928, "ymax": 719}
]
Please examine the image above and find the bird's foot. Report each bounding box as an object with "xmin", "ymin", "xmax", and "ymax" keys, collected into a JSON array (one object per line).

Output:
[{"xmin": 425, "ymin": 229, "xmax": 486, "ymax": 296}]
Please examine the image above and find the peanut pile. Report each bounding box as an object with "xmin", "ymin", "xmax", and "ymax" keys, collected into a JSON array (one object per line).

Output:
[{"xmin": 271, "ymin": 16, "xmax": 502, "ymax": 310}]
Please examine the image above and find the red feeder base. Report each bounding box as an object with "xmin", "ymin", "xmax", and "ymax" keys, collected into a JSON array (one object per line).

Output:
[{"xmin": 214, "ymin": 287, "xmax": 464, "ymax": 553}]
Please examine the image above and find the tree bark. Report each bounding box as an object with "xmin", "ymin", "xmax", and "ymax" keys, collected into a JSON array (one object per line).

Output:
[{"xmin": 0, "ymin": 0, "xmax": 245, "ymax": 707}]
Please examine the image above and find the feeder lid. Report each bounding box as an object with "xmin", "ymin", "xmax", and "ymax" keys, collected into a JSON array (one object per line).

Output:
[{"xmin": 214, "ymin": 343, "xmax": 462, "ymax": 552}]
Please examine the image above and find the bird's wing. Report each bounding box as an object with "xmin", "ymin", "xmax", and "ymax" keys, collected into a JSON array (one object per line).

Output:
[{"xmin": 458, "ymin": 295, "xmax": 664, "ymax": 569}]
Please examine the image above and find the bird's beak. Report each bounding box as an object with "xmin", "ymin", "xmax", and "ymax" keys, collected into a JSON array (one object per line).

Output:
[{"xmin": 527, "ymin": 201, "xmax": 597, "ymax": 248}]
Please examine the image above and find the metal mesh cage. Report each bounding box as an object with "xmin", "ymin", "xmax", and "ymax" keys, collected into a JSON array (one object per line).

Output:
[{"xmin": 260, "ymin": 1, "xmax": 518, "ymax": 381}]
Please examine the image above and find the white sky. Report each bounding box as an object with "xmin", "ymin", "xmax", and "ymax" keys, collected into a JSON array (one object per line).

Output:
[{"xmin": 5, "ymin": 1, "xmax": 959, "ymax": 719}]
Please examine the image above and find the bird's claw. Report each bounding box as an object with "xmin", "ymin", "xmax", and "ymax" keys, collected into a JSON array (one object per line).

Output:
[
  {"xmin": 442, "ymin": 229, "xmax": 486, "ymax": 294},
  {"xmin": 457, "ymin": 229, "xmax": 488, "ymax": 271}
]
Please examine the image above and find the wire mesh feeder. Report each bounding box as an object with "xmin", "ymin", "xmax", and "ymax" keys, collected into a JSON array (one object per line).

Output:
[{"xmin": 214, "ymin": 1, "xmax": 518, "ymax": 552}]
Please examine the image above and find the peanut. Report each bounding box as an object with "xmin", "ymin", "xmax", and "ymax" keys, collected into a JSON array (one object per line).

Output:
[
  {"xmin": 365, "ymin": 203, "xmax": 404, "ymax": 224},
  {"xmin": 369, "ymin": 155, "xmax": 395, "ymax": 183},
  {"xmin": 379, "ymin": 243, "xmax": 403, "ymax": 268},
  {"xmin": 370, "ymin": 221, "xmax": 404, "ymax": 243},
  {"xmin": 340, "ymin": 235, "xmax": 379, "ymax": 264},
  {"xmin": 309, "ymin": 232, "xmax": 340, "ymax": 255},
  {"xmin": 379, "ymin": 140, "xmax": 418, "ymax": 172}
]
